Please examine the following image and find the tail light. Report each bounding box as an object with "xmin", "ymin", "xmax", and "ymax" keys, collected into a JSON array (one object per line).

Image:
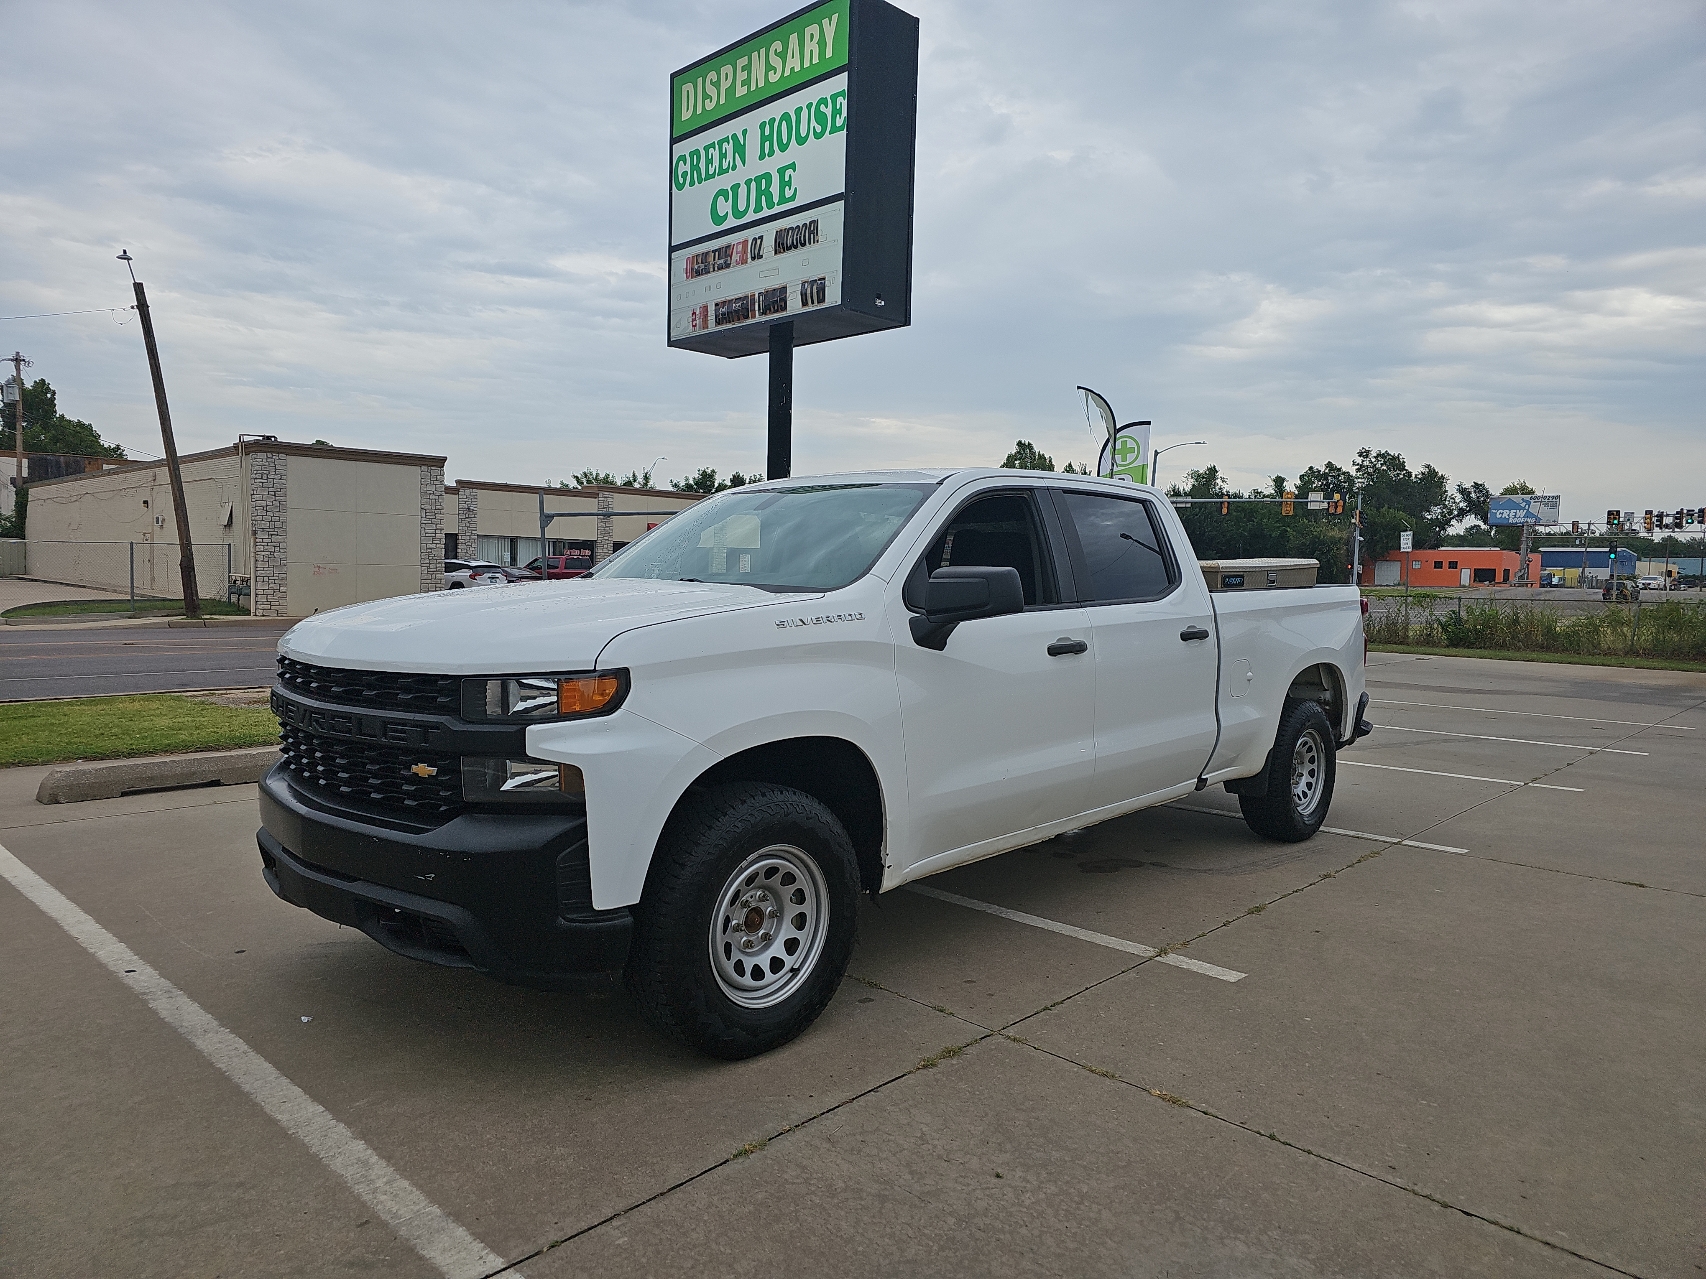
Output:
[{"xmin": 1361, "ymin": 596, "xmax": 1369, "ymax": 662}]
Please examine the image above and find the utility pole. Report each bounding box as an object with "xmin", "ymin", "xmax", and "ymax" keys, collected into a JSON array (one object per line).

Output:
[
  {"xmin": 119, "ymin": 252, "xmax": 200, "ymax": 617},
  {"xmin": 7, "ymin": 351, "xmax": 28, "ymax": 521},
  {"xmin": 1350, "ymin": 493, "xmax": 1364, "ymax": 586}
]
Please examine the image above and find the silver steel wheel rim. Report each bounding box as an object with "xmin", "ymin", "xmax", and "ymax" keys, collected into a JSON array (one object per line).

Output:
[
  {"xmin": 1291, "ymin": 728, "xmax": 1326, "ymax": 818},
  {"xmin": 709, "ymin": 844, "xmax": 830, "ymax": 1010}
]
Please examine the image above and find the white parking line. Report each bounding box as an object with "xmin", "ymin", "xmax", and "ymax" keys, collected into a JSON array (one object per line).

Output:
[
  {"xmin": 1169, "ymin": 804, "xmax": 1471, "ymax": 853},
  {"xmin": 0, "ymin": 842, "xmax": 514, "ymax": 1279},
  {"xmin": 1380, "ymin": 725, "xmax": 1648, "ymax": 755},
  {"xmin": 906, "ymin": 883, "xmax": 1246, "ymax": 982},
  {"xmin": 1375, "ymin": 698, "xmax": 1695, "ymax": 731},
  {"xmin": 1340, "ymin": 760, "xmax": 1584, "ymax": 792}
]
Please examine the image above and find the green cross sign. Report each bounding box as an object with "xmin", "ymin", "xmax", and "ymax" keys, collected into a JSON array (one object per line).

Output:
[{"xmin": 1113, "ymin": 435, "xmax": 1140, "ymax": 468}]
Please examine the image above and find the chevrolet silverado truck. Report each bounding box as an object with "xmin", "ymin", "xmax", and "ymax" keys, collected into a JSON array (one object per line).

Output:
[{"xmin": 259, "ymin": 469, "xmax": 1371, "ymax": 1057}]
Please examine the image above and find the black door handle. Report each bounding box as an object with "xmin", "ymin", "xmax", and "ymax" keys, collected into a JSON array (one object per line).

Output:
[
  {"xmin": 1047, "ymin": 638, "xmax": 1089, "ymax": 657},
  {"xmin": 1179, "ymin": 626, "xmax": 1211, "ymax": 642}
]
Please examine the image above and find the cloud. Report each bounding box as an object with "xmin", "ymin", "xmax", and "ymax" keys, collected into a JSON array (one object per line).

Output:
[{"xmin": 1, "ymin": 0, "xmax": 1701, "ymax": 520}]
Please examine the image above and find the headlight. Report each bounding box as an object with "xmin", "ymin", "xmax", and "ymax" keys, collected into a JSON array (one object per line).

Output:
[
  {"xmin": 461, "ymin": 670, "xmax": 628, "ymax": 722},
  {"xmin": 462, "ymin": 757, "xmax": 586, "ymax": 804}
]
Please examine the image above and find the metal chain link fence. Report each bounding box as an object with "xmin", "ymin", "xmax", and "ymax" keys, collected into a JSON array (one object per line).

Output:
[{"xmin": 18, "ymin": 540, "xmax": 250, "ymax": 609}]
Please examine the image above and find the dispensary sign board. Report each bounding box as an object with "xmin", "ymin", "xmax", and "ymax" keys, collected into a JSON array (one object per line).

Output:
[{"xmin": 668, "ymin": 0, "xmax": 918, "ymax": 358}]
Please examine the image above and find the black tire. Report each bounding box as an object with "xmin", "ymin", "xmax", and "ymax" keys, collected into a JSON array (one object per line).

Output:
[
  {"xmin": 1239, "ymin": 699, "xmax": 1336, "ymax": 842},
  {"xmin": 626, "ymin": 782, "xmax": 859, "ymax": 1059},
  {"xmin": 448, "ymin": 581, "xmax": 464, "ymax": 588}
]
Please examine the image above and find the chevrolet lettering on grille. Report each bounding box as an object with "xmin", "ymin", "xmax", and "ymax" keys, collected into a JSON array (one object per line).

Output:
[{"xmin": 271, "ymin": 689, "xmax": 439, "ymax": 748}]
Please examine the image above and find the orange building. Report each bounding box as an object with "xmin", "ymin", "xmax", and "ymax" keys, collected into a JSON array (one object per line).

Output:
[{"xmin": 1361, "ymin": 547, "xmax": 1523, "ymax": 588}]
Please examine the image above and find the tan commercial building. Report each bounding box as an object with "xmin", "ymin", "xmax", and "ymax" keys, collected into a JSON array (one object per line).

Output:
[
  {"xmin": 451, "ymin": 480, "xmax": 702, "ymax": 571},
  {"xmin": 25, "ymin": 439, "xmax": 445, "ymax": 617}
]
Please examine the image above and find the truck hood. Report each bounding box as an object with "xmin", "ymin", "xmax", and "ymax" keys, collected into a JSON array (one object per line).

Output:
[{"xmin": 278, "ymin": 578, "xmax": 808, "ymax": 674}]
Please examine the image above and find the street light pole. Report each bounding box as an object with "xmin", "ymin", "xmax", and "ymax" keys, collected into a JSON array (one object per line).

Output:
[{"xmin": 1150, "ymin": 440, "xmax": 1206, "ymax": 491}]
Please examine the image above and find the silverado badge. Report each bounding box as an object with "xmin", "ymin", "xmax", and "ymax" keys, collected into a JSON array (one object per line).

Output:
[{"xmin": 409, "ymin": 763, "xmax": 439, "ymax": 778}]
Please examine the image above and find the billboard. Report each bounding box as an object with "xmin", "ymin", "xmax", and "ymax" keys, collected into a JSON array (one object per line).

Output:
[
  {"xmin": 668, "ymin": 0, "xmax": 918, "ymax": 358},
  {"xmin": 1488, "ymin": 495, "xmax": 1561, "ymax": 526}
]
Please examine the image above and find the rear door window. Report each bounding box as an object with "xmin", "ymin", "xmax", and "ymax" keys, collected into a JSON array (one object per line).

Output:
[{"xmin": 1056, "ymin": 491, "xmax": 1177, "ymax": 603}]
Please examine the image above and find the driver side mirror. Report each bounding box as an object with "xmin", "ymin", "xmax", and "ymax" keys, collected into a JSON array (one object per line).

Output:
[{"xmin": 909, "ymin": 566, "xmax": 1024, "ymax": 650}]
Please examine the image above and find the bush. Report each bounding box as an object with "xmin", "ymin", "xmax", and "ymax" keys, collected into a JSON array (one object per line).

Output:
[{"xmin": 1364, "ymin": 596, "xmax": 1706, "ymax": 659}]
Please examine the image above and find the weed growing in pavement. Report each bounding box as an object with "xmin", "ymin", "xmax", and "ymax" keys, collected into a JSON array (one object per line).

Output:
[{"xmin": 733, "ymin": 1138, "xmax": 768, "ymax": 1158}]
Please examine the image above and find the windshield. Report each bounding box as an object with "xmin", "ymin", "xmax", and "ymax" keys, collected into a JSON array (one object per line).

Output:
[{"xmin": 589, "ymin": 483, "xmax": 933, "ymax": 592}]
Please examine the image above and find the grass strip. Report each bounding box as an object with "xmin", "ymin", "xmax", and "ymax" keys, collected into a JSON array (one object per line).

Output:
[
  {"xmin": 0, "ymin": 694, "xmax": 280, "ymax": 768},
  {"xmin": 3, "ymin": 598, "xmax": 250, "ymax": 619},
  {"xmin": 1369, "ymin": 644, "xmax": 1706, "ymax": 674}
]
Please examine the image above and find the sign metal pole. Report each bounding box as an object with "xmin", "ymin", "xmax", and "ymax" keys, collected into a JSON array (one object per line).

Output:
[{"xmin": 768, "ymin": 322, "xmax": 793, "ymax": 480}]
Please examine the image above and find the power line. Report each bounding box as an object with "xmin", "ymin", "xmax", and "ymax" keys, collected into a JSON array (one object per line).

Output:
[{"xmin": 1, "ymin": 307, "xmax": 135, "ymax": 321}]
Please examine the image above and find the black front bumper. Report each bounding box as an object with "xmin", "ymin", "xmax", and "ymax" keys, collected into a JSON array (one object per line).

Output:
[{"xmin": 257, "ymin": 764, "xmax": 632, "ymax": 991}]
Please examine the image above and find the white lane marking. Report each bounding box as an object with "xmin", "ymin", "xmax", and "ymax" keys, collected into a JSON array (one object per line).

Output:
[
  {"xmin": 1321, "ymin": 827, "xmax": 1470, "ymax": 854},
  {"xmin": 1169, "ymin": 804, "xmax": 1470, "ymax": 854},
  {"xmin": 907, "ymin": 883, "xmax": 1246, "ymax": 982},
  {"xmin": 1380, "ymin": 725, "xmax": 1648, "ymax": 755},
  {"xmin": 1, "ymin": 665, "xmax": 275, "ymax": 683},
  {"xmin": 0, "ymin": 842, "xmax": 513, "ymax": 1279},
  {"xmin": 1340, "ymin": 760, "xmax": 1584, "ymax": 792},
  {"xmin": 1376, "ymin": 698, "xmax": 1695, "ymax": 731}
]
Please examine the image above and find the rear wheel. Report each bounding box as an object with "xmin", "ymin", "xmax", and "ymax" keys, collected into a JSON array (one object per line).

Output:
[
  {"xmin": 1239, "ymin": 699, "xmax": 1336, "ymax": 842},
  {"xmin": 627, "ymin": 783, "xmax": 859, "ymax": 1059}
]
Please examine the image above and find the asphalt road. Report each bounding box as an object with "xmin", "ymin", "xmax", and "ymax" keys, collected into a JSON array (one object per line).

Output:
[
  {"xmin": 0, "ymin": 625, "xmax": 292, "ymax": 701},
  {"xmin": 2, "ymin": 654, "xmax": 1702, "ymax": 1276}
]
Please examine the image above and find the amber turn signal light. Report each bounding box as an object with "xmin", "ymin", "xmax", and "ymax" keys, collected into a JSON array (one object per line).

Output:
[{"xmin": 558, "ymin": 674, "xmax": 622, "ymax": 715}]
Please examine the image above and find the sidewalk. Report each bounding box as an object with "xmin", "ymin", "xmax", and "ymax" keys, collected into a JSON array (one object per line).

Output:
[{"xmin": 0, "ymin": 577, "xmax": 130, "ymax": 611}]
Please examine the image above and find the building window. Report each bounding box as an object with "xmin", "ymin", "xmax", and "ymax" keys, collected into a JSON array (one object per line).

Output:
[
  {"xmin": 1447, "ymin": 560, "xmax": 1458, "ymax": 570},
  {"xmin": 1502, "ymin": 568, "xmax": 1511, "ymax": 582},
  {"xmin": 1433, "ymin": 560, "xmax": 1444, "ymax": 569}
]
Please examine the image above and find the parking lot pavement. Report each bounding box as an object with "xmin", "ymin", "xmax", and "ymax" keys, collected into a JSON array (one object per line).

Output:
[
  {"xmin": 0, "ymin": 625, "xmax": 290, "ymax": 700},
  {"xmin": 2, "ymin": 653, "xmax": 1702, "ymax": 1277},
  {"xmin": 534, "ymin": 1035, "xmax": 1603, "ymax": 1279}
]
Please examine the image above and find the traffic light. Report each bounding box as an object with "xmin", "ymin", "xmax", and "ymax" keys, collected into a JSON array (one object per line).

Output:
[
  {"xmin": 1282, "ymin": 491, "xmax": 1294, "ymax": 516},
  {"xmin": 1606, "ymin": 509, "xmax": 1621, "ymax": 530},
  {"xmin": 1644, "ymin": 510, "xmax": 1654, "ymax": 532},
  {"xmin": 1220, "ymin": 498, "xmax": 1229, "ymax": 515},
  {"xmin": 1675, "ymin": 510, "xmax": 1685, "ymax": 530},
  {"xmin": 1329, "ymin": 492, "xmax": 1344, "ymax": 515},
  {"xmin": 1571, "ymin": 520, "xmax": 1580, "ymax": 535}
]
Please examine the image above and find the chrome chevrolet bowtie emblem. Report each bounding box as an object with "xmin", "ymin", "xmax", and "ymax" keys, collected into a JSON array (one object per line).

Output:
[{"xmin": 409, "ymin": 763, "xmax": 438, "ymax": 778}]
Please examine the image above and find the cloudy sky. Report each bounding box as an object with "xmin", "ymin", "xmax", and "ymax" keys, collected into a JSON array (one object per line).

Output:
[{"xmin": 4, "ymin": 0, "xmax": 1702, "ymax": 521}]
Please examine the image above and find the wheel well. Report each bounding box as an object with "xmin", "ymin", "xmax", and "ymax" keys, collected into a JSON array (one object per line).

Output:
[
  {"xmin": 1286, "ymin": 663, "xmax": 1345, "ymax": 732},
  {"xmin": 683, "ymin": 737, "xmax": 886, "ymax": 894}
]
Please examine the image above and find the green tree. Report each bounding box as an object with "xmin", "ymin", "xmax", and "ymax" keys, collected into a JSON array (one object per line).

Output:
[
  {"xmin": 0, "ymin": 379, "xmax": 126, "ymax": 458},
  {"xmin": 571, "ymin": 468, "xmax": 618, "ymax": 487},
  {"xmin": 1001, "ymin": 440, "xmax": 1054, "ymax": 471},
  {"xmin": 670, "ymin": 467, "xmax": 761, "ymax": 494}
]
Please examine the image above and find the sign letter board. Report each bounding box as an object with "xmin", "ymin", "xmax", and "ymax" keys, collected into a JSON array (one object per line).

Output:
[{"xmin": 668, "ymin": 0, "xmax": 918, "ymax": 358}]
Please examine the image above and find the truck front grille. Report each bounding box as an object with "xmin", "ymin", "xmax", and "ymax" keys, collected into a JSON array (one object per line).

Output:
[
  {"xmin": 277, "ymin": 657, "xmax": 461, "ymax": 716},
  {"xmin": 278, "ymin": 722, "xmax": 463, "ymax": 821}
]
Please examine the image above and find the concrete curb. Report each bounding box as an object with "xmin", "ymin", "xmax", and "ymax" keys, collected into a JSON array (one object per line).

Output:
[
  {"xmin": 36, "ymin": 747, "xmax": 281, "ymax": 804},
  {"xmin": 167, "ymin": 617, "xmax": 300, "ymax": 628}
]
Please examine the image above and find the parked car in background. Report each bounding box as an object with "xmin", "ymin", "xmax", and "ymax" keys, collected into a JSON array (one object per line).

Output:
[
  {"xmin": 1602, "ymin": 580, "xmax": 1641, "ymax": 602},
  {"xmin": 523, "ymin": 553, "xmax": 594, "ymax": 580},
  {"xmin": 1539, "ymin": 571, "xmax": 1564, "ymax": 587},
  {"xmin": 444, "ymin": 560, "xmax": 510, "ymax": 589},
  {"xmin": 1636, "ymin": 575, "xmax": 1668, "ymax": 592}
]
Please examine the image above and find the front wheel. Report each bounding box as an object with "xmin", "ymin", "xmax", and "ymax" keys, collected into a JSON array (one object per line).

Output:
[
  {"xmin": 1239, "ymin": 699, "xmax": 1336, "ymax": 842},
  {"xmin": 627, "ymin": 783, "xmax": 859, "ymax": 1059}
]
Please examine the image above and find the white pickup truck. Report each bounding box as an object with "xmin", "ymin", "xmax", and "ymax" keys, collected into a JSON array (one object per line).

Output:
[{"xmin": 259, "ymin": 469, "xmax": 1370, "ymax": 1057}]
